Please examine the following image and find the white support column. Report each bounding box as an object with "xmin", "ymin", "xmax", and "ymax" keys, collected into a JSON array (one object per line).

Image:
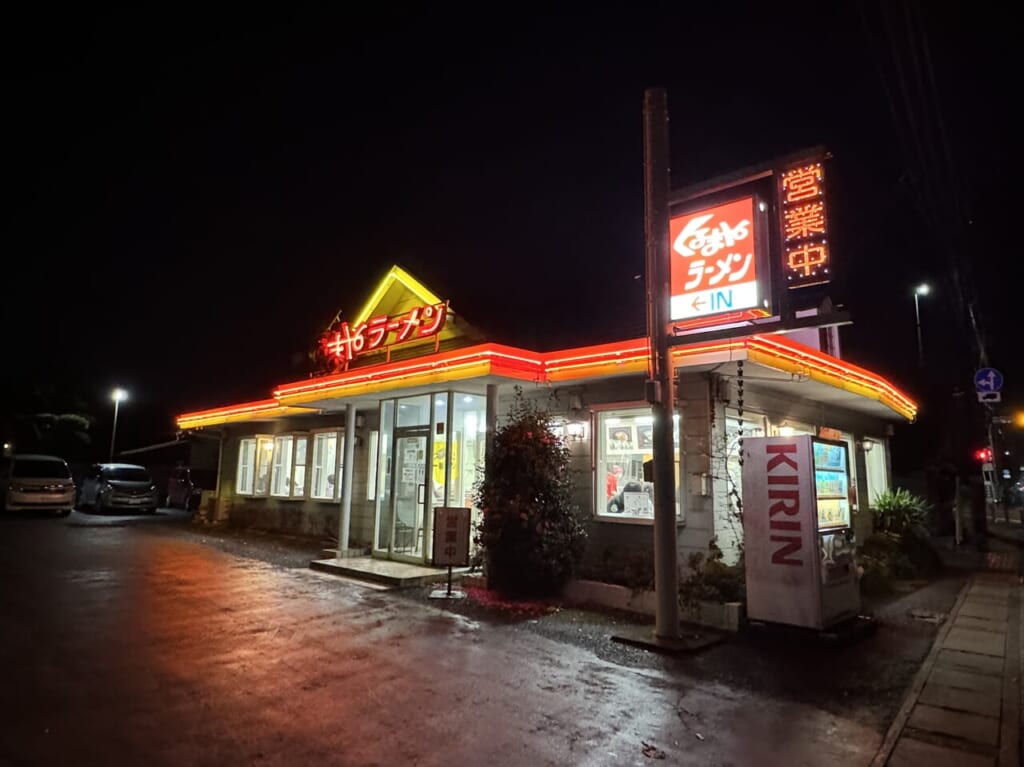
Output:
[{"xmin": 338, "ymin": 403, "xmax": 357, "ymax": 555}]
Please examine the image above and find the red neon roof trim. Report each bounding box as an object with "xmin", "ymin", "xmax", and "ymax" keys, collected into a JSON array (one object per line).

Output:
[{"xmin": 178, "ymin": 332, "xmax": 916, "ymax": 425}]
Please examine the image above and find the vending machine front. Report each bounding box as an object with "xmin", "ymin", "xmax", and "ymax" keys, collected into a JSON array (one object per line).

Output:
[
  {"xmin": 812, "ymin": 438, "xmax": 860, "ymax": 626},
  {"xmin": 743, "ymin": 435, "xmax": 862, "ymax": 630}
]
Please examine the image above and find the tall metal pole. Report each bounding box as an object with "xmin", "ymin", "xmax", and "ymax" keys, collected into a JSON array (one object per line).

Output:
[
  {"xmin": 914, "ymin": 292, "xmax": 924, "ymax": 367},
  {"xmin": 643, "ymin": 87, "xmax": 680, "ymax": 639},
  {"xmin": 109, "ymin": 399, "xmax": 120, "ymax": 460}
]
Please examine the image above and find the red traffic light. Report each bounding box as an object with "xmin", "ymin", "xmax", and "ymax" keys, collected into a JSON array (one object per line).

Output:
[{"xmin": 974, "ymin": 447, "xmax": 993, "ymax": 462}]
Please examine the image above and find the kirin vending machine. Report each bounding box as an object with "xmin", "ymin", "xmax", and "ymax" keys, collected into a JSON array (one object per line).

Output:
[{"xmin": 742, "ymin": 435, "xmax": 860, "ymax": 630}]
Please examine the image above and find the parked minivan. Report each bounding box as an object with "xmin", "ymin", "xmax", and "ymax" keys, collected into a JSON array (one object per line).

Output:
[{"xmin": 0, "ymin": 454, "xmax": 76, "ymax": 515}]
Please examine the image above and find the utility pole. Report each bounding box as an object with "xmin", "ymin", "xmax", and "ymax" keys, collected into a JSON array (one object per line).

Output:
[{"xmin": 643, "ymin": 87, "xmax": 680, "ymax": 639}]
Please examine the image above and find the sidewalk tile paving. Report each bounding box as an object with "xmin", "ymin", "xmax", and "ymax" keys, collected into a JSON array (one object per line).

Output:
[
  {"xmin": 890, "ymin": 737, "xmax": 994, "ymax": 767},
  {"xmin": 878, "ymin": 572, "xmax": 1020, "ymax": 767}
]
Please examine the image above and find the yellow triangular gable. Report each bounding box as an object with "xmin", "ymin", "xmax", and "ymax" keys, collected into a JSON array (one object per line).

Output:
[
  {"xmin": 344, "ymin": 265, "xmax": 483, "ymax": 364},
  {"xmin": 353, "ymin": 265, "xmax": 443, "ymax": 325}
]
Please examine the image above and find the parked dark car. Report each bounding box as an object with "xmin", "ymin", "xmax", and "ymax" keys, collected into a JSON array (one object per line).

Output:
[
  {"xmin": 77, "ymin": 463, "xmax": 159, "ymax": 513},
  {"xmin": 166, "ymin": 466, "xmax": 216, "ymax": 510}
]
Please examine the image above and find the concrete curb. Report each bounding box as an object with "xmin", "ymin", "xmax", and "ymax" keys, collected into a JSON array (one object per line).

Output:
[
  {"xmin": 869, "ymin": 578, "xmax": 972, "ymax": 767},
  {"xmin": 1002, "ymin": 579, "xmax": 1021, "ymax": 767}
]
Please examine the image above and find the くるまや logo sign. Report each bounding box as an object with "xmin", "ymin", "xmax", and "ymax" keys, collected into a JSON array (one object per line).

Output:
[{"xmin": 669, "ymin": 197, "xmax": 759, "ymax": 321}]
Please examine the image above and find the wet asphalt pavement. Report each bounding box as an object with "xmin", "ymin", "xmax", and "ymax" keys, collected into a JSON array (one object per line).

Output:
[{"xmin": 0, "ymin": 510, "xmax": 966, "ymax": 766}]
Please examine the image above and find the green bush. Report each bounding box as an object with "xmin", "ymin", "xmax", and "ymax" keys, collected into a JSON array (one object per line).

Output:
[
  {"xmin": 872, "ymin": 488, "xmax": 929, "ymax": 540},
  {"xmin": 867, "ymin": 488, "xmax": 941, "ymax": 578},
  {"xmin": 473, "ymin": 389, "xmax": 587, "ymax": 597}
]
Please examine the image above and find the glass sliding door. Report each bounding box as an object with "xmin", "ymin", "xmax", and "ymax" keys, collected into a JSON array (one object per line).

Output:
[{"xmin": 390, "ymin": 428, "xmax": 429, "ymax": 558}]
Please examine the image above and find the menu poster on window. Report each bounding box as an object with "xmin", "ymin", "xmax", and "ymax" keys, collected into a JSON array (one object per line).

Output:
[
  {"xmin": 623, "ymin": 491, "xmax": 649, "ymax": 516},
  {"xmin": 637, "ymin": 425, "xmax": 653, "ymax": 449},
  {"xmin": 606, "ymin": 425, "xmax": 635, "ymax": 452}
]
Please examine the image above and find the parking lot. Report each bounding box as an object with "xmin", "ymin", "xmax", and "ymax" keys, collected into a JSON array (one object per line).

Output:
[{"xmin": 0, "ymin": 508, "xmax": 936, "ymax": 767}]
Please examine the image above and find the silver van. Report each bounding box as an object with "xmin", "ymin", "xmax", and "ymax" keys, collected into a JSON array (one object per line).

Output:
[{"xmin": 0, "ymin": 454, "xmax": 76, "ymax": 515}]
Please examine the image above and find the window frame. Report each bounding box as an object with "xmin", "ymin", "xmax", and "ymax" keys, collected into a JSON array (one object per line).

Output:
[
  {"xmin": 367, "ymin": 430, "xmax": 379, "ymax": 501},
  {"xmin": 310, "ymin": 428, "xmax": 344, "ymax": 502},
  {"xmin": 253, "ymin": 435, "xmax": 275, "ymax": 498},
  {"xmin": 291, "ymin": 434, "xmax": 309, "ymax": 500},
  {"xmin": 270, "ymin": 433, "xmax": 309, "ymax": 500},
  {"xmin": 591, "ymin": 402, "xmax": 681, "ymax": 525},
  {"xmin": 236, "ymin": 435, "xmax": 269, "ymax": 497}
]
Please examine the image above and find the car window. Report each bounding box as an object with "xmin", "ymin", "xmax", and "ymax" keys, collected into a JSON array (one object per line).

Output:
[
  {"xmin": 12, "ymin": 458, "xmax": 71, "ymax": 479},
  {"xmin": 106, "ymin": 467, "xmax": 151, "ymax": 482}
]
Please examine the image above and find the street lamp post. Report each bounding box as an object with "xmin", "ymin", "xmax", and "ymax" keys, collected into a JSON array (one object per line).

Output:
[
  {"xmin": 913, "ymin": 284, "xmax": 930, "ymax": 367},
  {"xmin": 110, "ymin": 388, "xmax": 128, "ymax": 459}
]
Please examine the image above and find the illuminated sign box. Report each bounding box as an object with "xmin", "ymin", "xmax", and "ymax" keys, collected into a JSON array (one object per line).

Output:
[
  {"xmin": 669, "ymin": 195, "xmax": 767, "ymax": 323},
  {"xmin": 667, "ymin": 148, "xmax": 835, "ymax": 333},
  {"xmin": 779, "ymin": 162, "xmax": 830, "ymax": 289}
]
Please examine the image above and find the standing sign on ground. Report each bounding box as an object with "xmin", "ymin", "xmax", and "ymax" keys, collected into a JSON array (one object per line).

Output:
[{"xmin": 432, "ymin": 507, "xmax": 471, "ymax": 567}]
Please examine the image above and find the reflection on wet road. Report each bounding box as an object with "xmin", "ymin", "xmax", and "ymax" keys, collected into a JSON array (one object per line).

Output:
[{"xmin": 0, "ymin": 517, "xmax": 884, "ymax": 766}]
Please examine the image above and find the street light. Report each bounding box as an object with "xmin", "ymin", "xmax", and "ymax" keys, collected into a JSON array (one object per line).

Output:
[
  {"xmin": 913, "ymin": 284, "xmax": 930, "ymax": 367},
  {"xmin": 110, "ymin": 388, "xmax": 128, "ymax": 459}
]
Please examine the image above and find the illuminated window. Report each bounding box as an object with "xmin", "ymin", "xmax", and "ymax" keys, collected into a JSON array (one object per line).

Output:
[
  {"xmin": 293, "ymin": 437, "xmax": 307, "ymax": 498},
  {"xmin": 724, "ymin": 409, "xmax": 767, "ymax": 510},
  {"xmin": 269, "ymin": 435, "xmax": 308, "ymax": 499},
  {"xmin": 253, "ymin": 436, "xmax": 274, "ymax": 497},
  {"xmin": 367, "ymin": 430, "xmax": 379, "ymax": 501},
  {"xmin": 596, "ymin": 408, "xmax": 679, "ymax": 521},
  {"xmin": 865, "ymin": 438, "xmax": 890, "ymax": 506},
  {"xmin": 237, "ymin": 438, "xmax": 256, "ymax": 495},
  {"xmin": 771, "ymin": 419, "xmax": 815, "ymax": 438},
  {"xmin": 271, "ymin": 436, "xmax": 294, "ymax": 498},
  {"xmin": 311, "ymin": 431, "xmax": 343, "ymax": 501}
]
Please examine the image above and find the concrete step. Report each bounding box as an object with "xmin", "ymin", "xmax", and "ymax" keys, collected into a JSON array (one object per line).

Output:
[{"xmin": 310, "ymin": 556, "xmax": 469, "ymax": 588}]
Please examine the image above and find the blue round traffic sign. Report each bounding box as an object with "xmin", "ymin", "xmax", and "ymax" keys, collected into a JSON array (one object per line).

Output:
[{"xmin": 974, "ymin": 368, "xmax": 1004, "ymax": 393}]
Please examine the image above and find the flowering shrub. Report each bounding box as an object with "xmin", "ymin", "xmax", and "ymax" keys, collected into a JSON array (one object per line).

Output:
[{"xmin": 473, "ymin": 389, "xmax": 587, "ymax": 597}]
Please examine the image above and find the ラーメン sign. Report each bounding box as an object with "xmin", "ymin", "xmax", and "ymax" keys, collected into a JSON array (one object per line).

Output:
[
  {"xmin": 321, "ymin": 301, "xmax": 449, "ymax": 363},
  {"xmin": 669, "ymin": 196, "xmax": 761, "ymax": 321}
]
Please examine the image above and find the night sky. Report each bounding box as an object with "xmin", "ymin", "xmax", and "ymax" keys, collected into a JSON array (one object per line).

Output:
[{"xmin": 2, "ymin": 5, "xmax": 1014, "ymax": 468}]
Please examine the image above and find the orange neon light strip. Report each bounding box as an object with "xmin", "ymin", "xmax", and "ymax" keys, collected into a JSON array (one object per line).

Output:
[
  {"xmin": 274, "ymin": 343, "xmax": 543, "ymax": 399},
  {"xmin": 747, "ymin": 335, "xmax": 916, "ymax": 419},
  {"xmin": 179, "ymin": 333, "xmax": 916, "ymax": 426},
  {"xmin": 177, "ymin": 400, "xmax": 308, "ymax": 429},
  {"xmin": 179, "ymin": 399, "xmax": 283, "ymax": 420}
]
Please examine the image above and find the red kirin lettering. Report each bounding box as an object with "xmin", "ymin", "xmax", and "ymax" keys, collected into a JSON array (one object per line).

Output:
[{"xmin": 766, "ymin": 443, "xmax": 802, "ymax": 567}]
